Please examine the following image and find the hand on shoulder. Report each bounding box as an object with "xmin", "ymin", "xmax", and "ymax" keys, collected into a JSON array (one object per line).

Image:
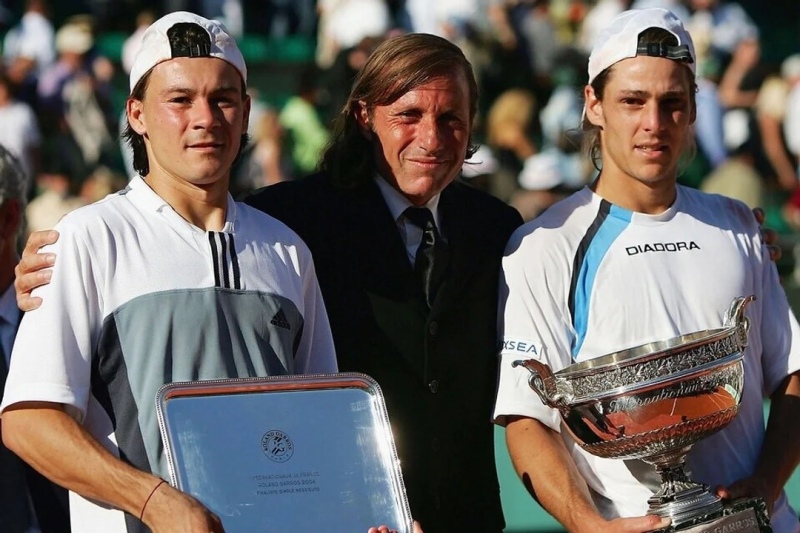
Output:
[{"xmin": 15, "ymin": 229, "xmax": 59, "ymax": 311}]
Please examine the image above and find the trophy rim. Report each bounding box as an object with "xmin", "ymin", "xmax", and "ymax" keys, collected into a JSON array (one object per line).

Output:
[
  {"xmin": 554, "ymin": 326, "xmax": 733, "ymax": 378},
  {"xmin": 561, "ymin": 350, "xmax": 744, "ymax": 405}
]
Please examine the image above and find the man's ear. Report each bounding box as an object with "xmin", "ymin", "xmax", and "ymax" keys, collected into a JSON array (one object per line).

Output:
[
  {"xmin": 355, "ymin": 101, "xmax": 372, "ymax": 140},
  {"xmin": 242, "ymin": 94, "xmax": 251, "ymax": 135},
  {"xmin": 584, "ymin": 84, "xmax": 604, "ymax": 128},
  {"xmin": 127, "ymin": 98, "xmax": 147, "ymax": 136}
]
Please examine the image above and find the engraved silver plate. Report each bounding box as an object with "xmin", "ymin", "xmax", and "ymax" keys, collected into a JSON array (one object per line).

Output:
[
  {"xmin": 155, "ymin": 373, "xmax": 413, "ymax": 532},
  {"xmin": 680, "ymin": 507, "xmax": 761, "ymax": 532}
]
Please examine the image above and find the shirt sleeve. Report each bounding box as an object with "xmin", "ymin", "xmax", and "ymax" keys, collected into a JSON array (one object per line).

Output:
[
  {"xmin": 1, "ymin": 217, "xmax": 102, "ymax": 423},
  {"xmin": 492, "ymin": 228, "xmax": 574, "ymax": 430}
]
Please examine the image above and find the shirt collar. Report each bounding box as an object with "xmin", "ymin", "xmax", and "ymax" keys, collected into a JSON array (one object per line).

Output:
[
  {"xmin": 374, "ymin": 174, "xmax": 442, "ymax": 227},
  {"xmin": 128, "ymin": 175, "xmax": 237, "ymax": 233}
]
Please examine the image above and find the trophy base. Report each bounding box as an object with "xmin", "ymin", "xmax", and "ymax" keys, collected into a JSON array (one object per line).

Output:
[{"xmin": 655, "ymin": 497, "xmax": 771, "ymax": 532}]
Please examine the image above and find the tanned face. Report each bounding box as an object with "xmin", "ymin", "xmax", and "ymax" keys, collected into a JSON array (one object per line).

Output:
[
  {"xmin": 585, "ymin": 55, "xmax": 695, "ymax": 212},
  {"xmin": 358, "ymin": 73, "xmax": 471, "ymax": 206},
  {"xmin": 127, "ymin": 56, "xmax": 250, "ymax": 191}
]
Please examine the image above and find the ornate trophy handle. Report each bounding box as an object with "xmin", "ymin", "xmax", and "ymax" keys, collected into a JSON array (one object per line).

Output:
[
  {"xmin": 512, "ymin": 359, "xmax": 568, "ymax": 407},
  {"xmin": 723, "ymin": 295, "xmax": 755, "ymax": 349}
]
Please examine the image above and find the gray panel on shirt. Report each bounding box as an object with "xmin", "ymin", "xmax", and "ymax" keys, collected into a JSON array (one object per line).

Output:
[{"xmin": 107, "ymin": 287, "xmax": 304, "ymax": 477}]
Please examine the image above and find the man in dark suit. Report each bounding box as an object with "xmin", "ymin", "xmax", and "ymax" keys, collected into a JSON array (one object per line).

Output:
[
  {"xmin": 245, "ymin": 34, "xmax": 523, "ymax": 533},
  {"xmin": 0, "ymin": 144, "xmax": 70, "ymax": 532}
]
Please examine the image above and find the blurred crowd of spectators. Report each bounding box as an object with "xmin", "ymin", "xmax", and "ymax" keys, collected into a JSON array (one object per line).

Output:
[{"xmin": 1, "ymin": 0, "xmax": 799, "ymax": 240}]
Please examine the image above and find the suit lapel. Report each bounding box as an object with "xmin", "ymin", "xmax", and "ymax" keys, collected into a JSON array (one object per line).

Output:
[
  {"xmin": 335, "ymin": 180, "xmax": 483, "ymax": 372},
  {"xmin": 342, "ymin": 180, "xmax": 479, "ymax": 316},
  {"xmin": 345, "ymin": 180, "xmax": 416, "ymax": 292},
  {"xmin": 430, "ymin": 184, "xmax": 474, "ymax": 314},
  {"xmin": 340, "ymin": 180, "xmax": 430, "ymax": 373}
]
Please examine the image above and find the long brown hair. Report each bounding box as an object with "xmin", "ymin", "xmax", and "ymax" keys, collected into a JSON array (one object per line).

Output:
[{"xmin": 321, "ymin": 33, "xmax": 479, "ymax": 187}]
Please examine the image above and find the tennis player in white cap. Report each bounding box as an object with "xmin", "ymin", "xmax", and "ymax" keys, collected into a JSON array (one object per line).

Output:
[
  {"xmin": 1, "ymin": 12, "xmax": 338, "ymax": 533},
  {"xmin": 493, "ymin": 8, "xmax": 800, "ymax": 533}
]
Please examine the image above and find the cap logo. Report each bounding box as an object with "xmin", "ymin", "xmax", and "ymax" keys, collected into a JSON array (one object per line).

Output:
[
  {"xmin": 166, "ymin": 22, "xmax": 212, "ymax": 59},
  {"xmin": 636, "ymin": 42, "xmax": 693, "ymax": 64}
]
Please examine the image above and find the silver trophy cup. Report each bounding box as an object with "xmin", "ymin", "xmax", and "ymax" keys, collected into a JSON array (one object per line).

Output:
[{"xmin": 513, "ymin": 296, "xmax": 763, "ymax": 529}]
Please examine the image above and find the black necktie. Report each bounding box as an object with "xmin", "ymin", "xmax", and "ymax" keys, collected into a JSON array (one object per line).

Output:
[{"xmin": 404, "ymin": 207, "xmax": 448, "ymax": 308}]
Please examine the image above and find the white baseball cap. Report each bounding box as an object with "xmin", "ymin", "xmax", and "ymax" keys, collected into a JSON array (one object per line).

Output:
[
  {"xmin": 129, "ymin": 11, "xmax": 247, "ymax": 93},
  {"xmin": 587, "ymin": 8, "xmax": 695, "ymax": 84}
]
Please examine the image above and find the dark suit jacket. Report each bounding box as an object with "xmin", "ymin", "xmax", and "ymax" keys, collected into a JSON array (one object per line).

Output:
[{"xmin": 245, "ymin": 173, "xmax": 523, "ymax": 533}]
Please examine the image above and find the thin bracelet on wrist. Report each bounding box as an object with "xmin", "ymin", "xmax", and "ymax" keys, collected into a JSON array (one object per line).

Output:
[{"xmin": 139, "ymin": 479, "xmax": 167, "ymax": 521}]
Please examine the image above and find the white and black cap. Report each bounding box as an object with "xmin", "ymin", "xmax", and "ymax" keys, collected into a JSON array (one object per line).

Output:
[
  {"xmin": 587, "ymin": 8, "xmax": 695, "ymax": 84},
  {"xmin": 128, "ymin": 11, "xmax": 247, "ymax": 93}
]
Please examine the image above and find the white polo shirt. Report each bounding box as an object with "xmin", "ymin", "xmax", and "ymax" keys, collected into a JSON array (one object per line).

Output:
[{"xmin": 2, "ymin": 176, "xmax": 337, "ymax": 532}]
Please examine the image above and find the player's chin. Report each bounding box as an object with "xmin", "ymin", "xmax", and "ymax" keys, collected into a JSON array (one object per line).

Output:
[
  {"xmin": 189, "ymin": 160, "xmax": 233, "ymax": 182},
  {"xmin": 182, "ymin": 170, "xmax": 229, "ymax": 188},
  {"xmin": 635, "ymin": 162, "xmax": 680, "ymax": 184}
]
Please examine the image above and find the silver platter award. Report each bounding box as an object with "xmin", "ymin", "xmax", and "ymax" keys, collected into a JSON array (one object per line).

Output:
[{"xmin": 156, "ymin": 373, "xmax": 413, "ymax": 532}]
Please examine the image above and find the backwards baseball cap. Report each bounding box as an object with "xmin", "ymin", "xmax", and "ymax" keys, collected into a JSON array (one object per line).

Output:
[
  {"xmin": 129, "ymin": 11, "xmax": 247, "ymax": 93},
  {"xmin": 587, "ymin": 8, "xmax": 695, "ymax": 84}
]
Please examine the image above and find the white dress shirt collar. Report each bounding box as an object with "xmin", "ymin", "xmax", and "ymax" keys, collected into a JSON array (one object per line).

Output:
[
  {"xmin": 374, "ymin": 174, "xmax": 442, "ymax": 227},
  {"xmin": 374, "ymin": 175, "xmax": 443, "ymax": 265}
]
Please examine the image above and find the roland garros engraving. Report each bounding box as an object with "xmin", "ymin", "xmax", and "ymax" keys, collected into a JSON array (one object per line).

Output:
[
  {"xmin": 562, "ymin": 333, "xmax": 744, "ymax": 400},
  {"xmin": 606, "ymin": 365, "xmax": 744, "ymax": 414},
  {"xmin": 261, "ymin": 430, "xmax": 294, "ymax": 463},
  {"xmin": 607, "ymin": 380, "xmax": 710, "ymax": 413}
]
